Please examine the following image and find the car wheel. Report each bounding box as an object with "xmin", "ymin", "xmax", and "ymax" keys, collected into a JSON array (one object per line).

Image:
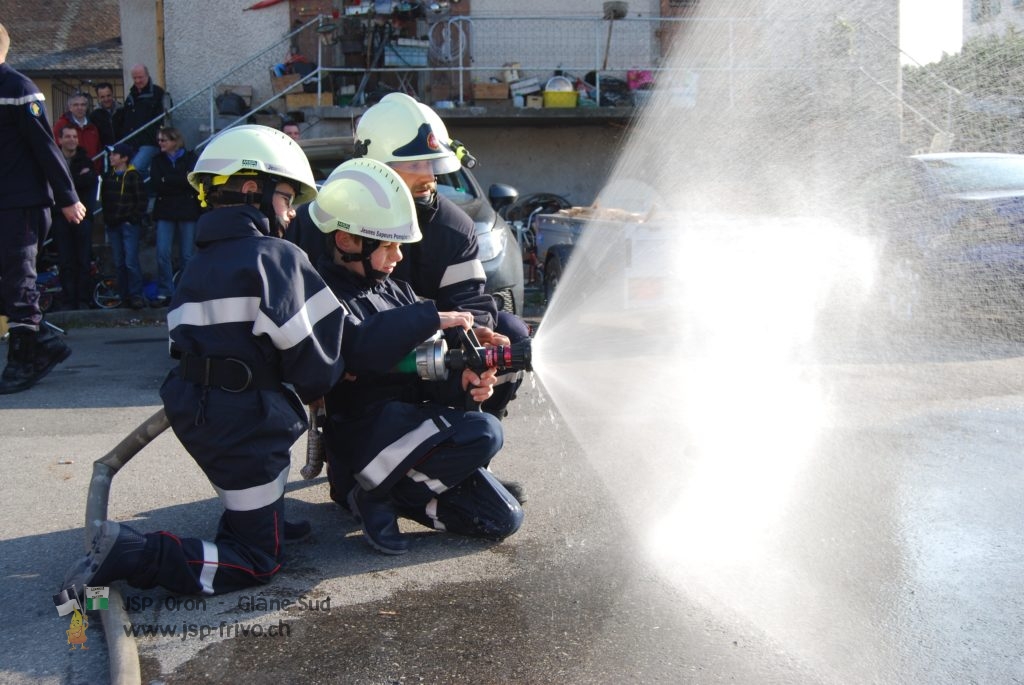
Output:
[
  {"xmin": 93, "ymin": 278, "xmax": 122, "ymax": 309},
  {"xmin": 544, "ymin": 254, "xmax": 562, "ymax": 303}
]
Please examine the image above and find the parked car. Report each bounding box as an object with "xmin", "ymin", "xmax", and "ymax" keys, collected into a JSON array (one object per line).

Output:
[
  {"xmin": 848, "ymin": 152, "xmax": 1024, "ymax": 327},
  {"xmin": 438, "ymin": 169, "xmax": 524, "ymax": 317}
]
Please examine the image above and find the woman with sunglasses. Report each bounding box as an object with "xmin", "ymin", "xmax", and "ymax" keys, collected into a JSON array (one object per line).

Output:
[{"xmin": 150, "ymin": 126, "xmax": 201, "ymax": 307}]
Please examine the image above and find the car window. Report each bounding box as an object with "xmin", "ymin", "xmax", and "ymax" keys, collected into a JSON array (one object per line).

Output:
[{"xmin": 435, "ymin": 169, "xmax": 476, "ymax": 207}]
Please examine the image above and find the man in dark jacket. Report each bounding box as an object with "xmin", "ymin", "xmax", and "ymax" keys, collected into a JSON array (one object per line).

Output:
[
  {"xmin": 310, "ymin": 158, "xmax": 523, "ymax": 555},
  {"xmin": 61, "ymin": 125, "xmax": 347, "ymax": 598},
  {"xmin": 121, "ymin": 64, "xmax": 165, "ymax": 183},
  {"xmin": 53, "ymin": 125, "xmax": 99, "ymax": 310},
  {"xmin": 89, "ymin": 82, "xmax": 123, "ymax": 149},
  {"xmin": 0, "ymin": 23, "xmax": 86, "ymax": 394}
]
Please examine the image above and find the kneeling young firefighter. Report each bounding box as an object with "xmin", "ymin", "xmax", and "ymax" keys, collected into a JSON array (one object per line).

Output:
[
  {"xmin": 61, "ymin": 125, "xmax": 347, "ymax": 597},
  {"xmin": 310, "ymin": 158, "xmax": 524, "ymax": 555}
]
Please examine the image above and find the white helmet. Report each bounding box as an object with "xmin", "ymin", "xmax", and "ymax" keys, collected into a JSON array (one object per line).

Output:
[
  {"xmin": 354, "ymin": 93, "xmax": 461, "ymax": 174},
  {"xmin": 309, "ymin": 158, "xmax": 422, "ymax": 243},
  {"xmin": 188, "ymin": 124, "xmax": 318, "ymax": 206}
]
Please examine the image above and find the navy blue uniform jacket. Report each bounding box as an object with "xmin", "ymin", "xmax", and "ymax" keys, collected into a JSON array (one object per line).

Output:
[
  {"xmin": 0, "ymin": 63, "xmax": 78, "ymax": 211},
  {"xmin": 319, "ymin": 257, "xmax": 473, "ymax": 493},
  {"xmin": 394, "ymin": 193, "xmax": 498, "ymax": 329}
]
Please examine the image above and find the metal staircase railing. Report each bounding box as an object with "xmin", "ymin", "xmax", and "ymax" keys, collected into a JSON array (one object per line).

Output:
[{"xmin": 104, "ymin": 14, "xmax": 329, "ymax": 162}]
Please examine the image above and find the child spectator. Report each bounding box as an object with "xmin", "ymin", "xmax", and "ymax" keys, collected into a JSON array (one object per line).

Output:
[{"xmin": 100, "ymin": 143, "xmax": 146, "ymax": 309}]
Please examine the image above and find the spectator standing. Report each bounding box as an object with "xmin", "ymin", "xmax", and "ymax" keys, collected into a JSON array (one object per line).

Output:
[
  {"xmin": 100, "ymin": 143, "xmax": 146, "ymax": 309},
  {"xmin": 89, "ymin": 82, "xmax": 123, "ymax": 148},
  {"xmin": 54, "ymin": 126, "xmax": 99, "ymax": 310},
  {"xmin": 0, "ymin": 23, "xmax": 85, "ymax": 394},
  {"xmin": 51, "ymin": 92, "xmax": 101, "ymax": 170},
  {"xmin": 150, "ymin": 127, "xmax": 201, "ymax": 307},
  {"xmin": 121, "ymin": 64, "xmax": 165, "ymax": 183}
]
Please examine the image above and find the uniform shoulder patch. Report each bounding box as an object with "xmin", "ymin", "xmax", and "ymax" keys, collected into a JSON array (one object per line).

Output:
[{"xmin": 28, "ymin": 101, "xmax": 45, "ymax": 118}]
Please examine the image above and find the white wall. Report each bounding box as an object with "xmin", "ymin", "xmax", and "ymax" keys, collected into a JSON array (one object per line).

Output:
[
  {"xmin": 121, "ymin": 0, "xmax": 293, "ymax": 146},
  {"xmin": 118, "ymin": 0, "xmax": 159, "ymax": 86}
]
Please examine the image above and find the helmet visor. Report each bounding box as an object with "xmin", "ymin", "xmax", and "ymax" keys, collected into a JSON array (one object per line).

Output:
[{"xmin": 430, "ymin": 152, "xmax": 462, "ymax": 175}]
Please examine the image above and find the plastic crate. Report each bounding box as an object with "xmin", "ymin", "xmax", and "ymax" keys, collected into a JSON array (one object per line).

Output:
[
  {"xmin": 542, "ymin": 91, "xmax": 578, "ymax": 108},
  {"xmin": 384, "ymin": 44, "xmax": 428, "ymax": 67}
]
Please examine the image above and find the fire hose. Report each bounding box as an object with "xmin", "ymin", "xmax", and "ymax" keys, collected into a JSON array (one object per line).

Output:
[
  {"xmin": 84, "ymin": 407, "xmax": 170, "ymax": 685},
  {"xmin": 85, "ymin": 330, "xmax": 531, "ymax": 683}
]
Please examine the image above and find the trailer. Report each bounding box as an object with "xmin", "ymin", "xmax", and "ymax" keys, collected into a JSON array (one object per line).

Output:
[{"xmin": 533, "ymin": 205, "xmax": 673, "ymax": 312}]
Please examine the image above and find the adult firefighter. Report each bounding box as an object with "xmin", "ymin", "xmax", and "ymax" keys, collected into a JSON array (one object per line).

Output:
[
  {"xmin": 0, "ymin": 23, "xmax": 86, "ymax": 394},
  {"xmin": 310, "ymin": 158, "xmax": 523, "ymax": 555},
  {"xmin": 61, "ymin": 125, "xmax": 347, "ymax": 597},
  {"xmin": 352, "ymin": 93, "xmax": 530, "ymax": 422}
]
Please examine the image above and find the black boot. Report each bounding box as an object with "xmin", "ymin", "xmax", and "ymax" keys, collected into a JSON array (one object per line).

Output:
[
  {"xmin": 0, "ymin": 326, "xmax": 70, "ymax": 394},
  {"xmin": 35, "ymin": 323, "xmax": 71, "ymax": 372},
  {"xmin": 62, "ymin": 521, "xmax": 147, "ymax": 594},
  {"xmin": 347, "ymin": 487, "xmax": 409, "ymax": 555}
]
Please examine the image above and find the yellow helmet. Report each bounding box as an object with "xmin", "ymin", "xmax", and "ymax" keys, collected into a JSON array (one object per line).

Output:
[{"xmin": 309, "ymin": 158, "xmax": 422, "ymax": 243}]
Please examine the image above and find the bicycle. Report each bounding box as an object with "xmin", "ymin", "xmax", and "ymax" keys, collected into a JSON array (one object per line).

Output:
[{"xmin": 36, "ymin": 256, "xmax": 122, "ymax": 312}]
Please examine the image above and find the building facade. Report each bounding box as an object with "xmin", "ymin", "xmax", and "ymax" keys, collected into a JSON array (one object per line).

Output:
[{"xmin": 119, "ymin": 0, "xmax": 901, "ymax": 204}]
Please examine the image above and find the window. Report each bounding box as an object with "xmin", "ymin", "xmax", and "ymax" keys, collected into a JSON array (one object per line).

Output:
[{"xmin": 972, "ymin": 0, "xmax": 1003, "ymax": 21}]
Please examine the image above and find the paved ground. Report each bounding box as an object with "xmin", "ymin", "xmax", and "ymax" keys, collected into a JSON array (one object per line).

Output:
[{"xmin": 2, "ymin": 310, "xmax": 1024, "ymax": 684}]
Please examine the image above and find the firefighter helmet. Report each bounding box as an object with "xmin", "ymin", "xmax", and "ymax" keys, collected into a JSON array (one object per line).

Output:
[
  {"xmin": 187, "ymin": 124, "xmax": 318, "ymax": 206},
  {"xmin": 354, "ymin": 93, "xmax": 460, "ymax": 174},
  {"xmin": 309, "ymin": 158, "xmax": 422, "ymax": 243}
]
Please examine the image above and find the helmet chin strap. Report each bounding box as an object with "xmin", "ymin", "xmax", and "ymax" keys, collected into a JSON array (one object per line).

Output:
[
  {"xmin": 259, "ymin": 181, "xmax": 279, "ymax": 231},
  {"xmin": 338, "ymin": 237, "xmax": 388, "ymax": 281}
]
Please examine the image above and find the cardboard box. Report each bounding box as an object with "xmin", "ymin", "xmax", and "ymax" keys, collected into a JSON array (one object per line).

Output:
[
  {"xmin": 503, "ymin": 62, "xmax": 521, "ymax": 83},
  {"xmin": 271, "ymin": 73, "xmax": 301, "ymax": 93},
  {"xmin": 473, "ymin": 82, "xmax": 508, "ymax": 100},
  {"xmin": 431, "ymin": 83, "xmax": 452, "ymax": 102},
  {"xmin": 285, "ymin": 92, "xmax": 324, "ymax": 109},
  {"xmin": 525, "ymin": 94, "xmax": 543, "ymax": 109}
]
